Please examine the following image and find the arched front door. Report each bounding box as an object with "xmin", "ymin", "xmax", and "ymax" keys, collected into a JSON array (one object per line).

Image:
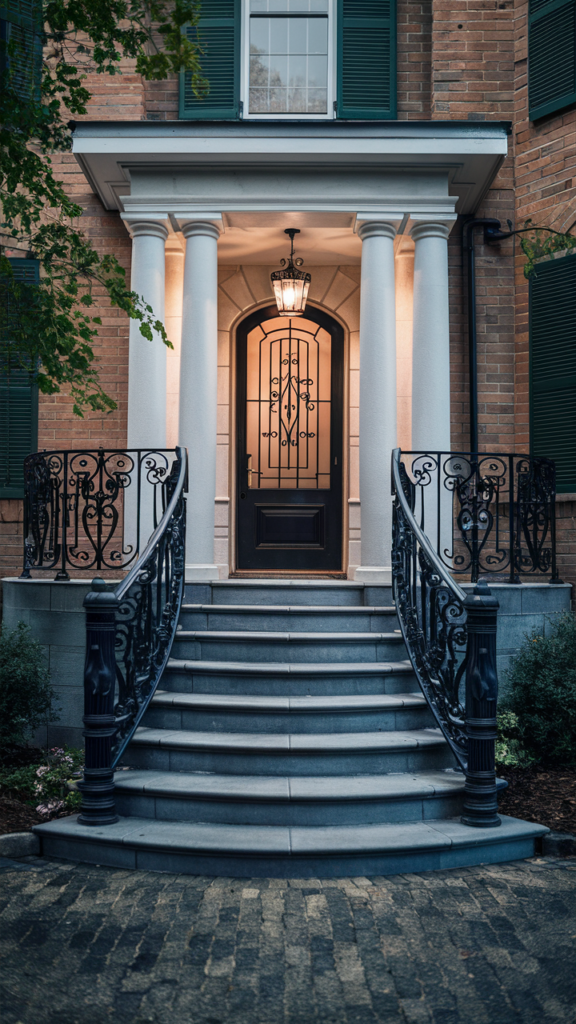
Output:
[{"xmin": 236, "ymin": 305, "xmax": 343, "ymax": 572}]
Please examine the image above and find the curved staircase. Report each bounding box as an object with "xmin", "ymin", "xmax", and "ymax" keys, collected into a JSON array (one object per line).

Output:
[{"xmin": 36, "ymin": 580, "xmax": 547, "ymax": 877}]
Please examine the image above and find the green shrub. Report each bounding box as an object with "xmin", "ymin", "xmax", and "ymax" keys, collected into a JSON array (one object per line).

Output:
[
  {"xmin": 504, "ymin": 613, "xmax": 576, "ymax": 766},
  {"xmin": 0, "ymin": 622, "xmax": 59, "ymax": 747},
  {"xmin": 495, "ymin": 711, "xmax": 536, "ymax": 768},
  {"xmin": 0, "ymin": 746, "xmax": 84, "ymax": 816}
]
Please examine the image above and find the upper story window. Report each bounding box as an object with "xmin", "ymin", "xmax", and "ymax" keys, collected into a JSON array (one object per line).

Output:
[
  {"xmin": 248, "ymin": 0, "xmax": 329, "ymax": 117},
  {"xmin": 180, "ymin": 0, "xmax": 396, "ymax": 121}
]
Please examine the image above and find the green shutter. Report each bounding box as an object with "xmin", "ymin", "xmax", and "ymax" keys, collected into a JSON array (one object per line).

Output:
[
  {"xmin": 529, "ymin": 0, "xmax": 576, "ymax": 120},
  {"xmin": 0, "ymin": 0, "xmax": 42, "ymax": 102},
  {"xmin": 0, "ymin": 258, "xmax": 39, "ymax": 499},
  {"xmin": 530, "ymin": 252, "xmax": 576, "ymax": 492},
  {"xmin": 337, "ymin": 0, "xmax": 396, "ymax": 120},
  {"xmin": 179, "ymin": 0, "xmax": 240, "ymax": 119}
]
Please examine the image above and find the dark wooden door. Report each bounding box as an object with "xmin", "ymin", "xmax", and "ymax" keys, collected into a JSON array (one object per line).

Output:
[{"xmin": 236, "ymin": 305, "xmax": 343, "ymax": 572}]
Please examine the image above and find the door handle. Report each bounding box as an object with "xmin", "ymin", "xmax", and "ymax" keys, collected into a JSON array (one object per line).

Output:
[{"xmin": 246, "ymin": 454, "xmax": 253, "ymax": 488}]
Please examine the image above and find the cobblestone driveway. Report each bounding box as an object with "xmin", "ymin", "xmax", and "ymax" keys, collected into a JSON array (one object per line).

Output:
[{"xmin": 1, "ymin": 855, "xmax": 575, "ymax": 1024}]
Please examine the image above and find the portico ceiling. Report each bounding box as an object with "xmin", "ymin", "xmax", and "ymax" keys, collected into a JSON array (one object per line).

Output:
[{"xmin": 181, "ymin": 213, "xmax": 363, "ymax": 265}]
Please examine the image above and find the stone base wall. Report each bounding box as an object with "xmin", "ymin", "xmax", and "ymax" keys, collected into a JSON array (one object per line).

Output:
[
  {"xmin": 1, "ymin": 579, "xmax": 108, "ymax": 749},
  {"xmin": 461, "ymin": 582, "xmax": 572, "ymax": 698}
]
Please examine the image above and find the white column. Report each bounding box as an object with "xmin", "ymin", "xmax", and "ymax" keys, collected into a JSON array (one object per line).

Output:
[
  {"xmin": 165, "ymin": 245, "xmax": 185, "ymax": 448},
  {"xmin": 123, "ymin": 217, "xmax": 169, "ymax": 449},
  {"xmin": 178, "ymin": 217, "xmax": 222, "ymax": 581},
  {"xmin": 410, "ymin": 219, "xmax": 454, "ymax": 559},
  {"xmin": 410, "ymin": 220, "xmax": 453, "ymax": 452},
  {"xmin": 354, "ymin": 220, "xmax": 398, "ymax": 586}
]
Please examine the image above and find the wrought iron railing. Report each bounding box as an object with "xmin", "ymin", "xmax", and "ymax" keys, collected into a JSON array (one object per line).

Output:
[
  {"xmin": 77, "ymin": 447, "xmax": 187, "ymax": 826},
  {"xmin": 399, "ymin": 450, "xmax": 558, "ymax": 583},
  {"xmin": 21, "ymin": 448, "xmax": 179, "ymax": 580},
  {"xmin": 392, "ymin": 448, "xmax": 501, "ymax": 827}
]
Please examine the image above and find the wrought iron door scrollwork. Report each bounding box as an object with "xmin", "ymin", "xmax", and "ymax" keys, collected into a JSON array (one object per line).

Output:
[{"xmin": 392, "ymin": 451, "xmax": 468, "ymax": 768}]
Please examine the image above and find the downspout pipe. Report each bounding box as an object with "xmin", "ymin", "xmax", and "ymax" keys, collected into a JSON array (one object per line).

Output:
[{"xmin": 462, "ymin": 218, "xmax": 513, "ymax": 453}]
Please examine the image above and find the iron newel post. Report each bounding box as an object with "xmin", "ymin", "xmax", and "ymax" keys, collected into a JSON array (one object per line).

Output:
[
  {"xmin": 461, "ymin": 580, "xmax": 501, "ymax": 828},
  {"xmin": 78, "ymin": 577, "xmax": 119, "ymax": 826}
]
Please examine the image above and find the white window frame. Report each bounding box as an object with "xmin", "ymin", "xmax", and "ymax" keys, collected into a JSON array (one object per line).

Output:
[{"xmin": 240, "ymin": 0, "xmax": 336, "ymax": 120}]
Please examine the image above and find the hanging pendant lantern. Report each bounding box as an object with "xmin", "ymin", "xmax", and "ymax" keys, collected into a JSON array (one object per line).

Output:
[{"xmin": 271, "ymin": 228, "xmax": 311, "ymax": 316}]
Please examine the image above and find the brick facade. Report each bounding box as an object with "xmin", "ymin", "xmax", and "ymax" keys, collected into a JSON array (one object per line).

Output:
[{"xmin": 1, "ymin": 1, "xmax": 575, "ymax": 591}]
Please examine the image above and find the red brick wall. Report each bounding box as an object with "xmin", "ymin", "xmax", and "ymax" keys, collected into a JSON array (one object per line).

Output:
[
  {"xmin": 429, "ymin": 0, "xmax": 516, "ymax": 455},
  {"xmin": 0, "ymin": 61, "xmax": 141, "ymax": 592},
  {"xmin": 511, "ymin": 0, "xmax": 576, "ymax": 589},
  {"xmin": 2, "ymin": 6, "xmax": 575, "ymax": 592},
  {"xmin": 38, "ymin": 55, "xmax": 144, "ymax": 450},
  {"xmin": 397, "ymin": 0, "xmax": 432, "ymax": 119}
]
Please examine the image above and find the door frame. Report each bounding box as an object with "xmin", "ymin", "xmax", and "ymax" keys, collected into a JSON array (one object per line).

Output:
[{"xmin": 231, "ymin": 302, "xmax": 349, "ymax": 576}]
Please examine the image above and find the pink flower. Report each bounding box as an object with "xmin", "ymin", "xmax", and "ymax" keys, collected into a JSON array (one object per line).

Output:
[{"xmin": 36, "ymin": 799, "xmax": 64, "ymax": 815}]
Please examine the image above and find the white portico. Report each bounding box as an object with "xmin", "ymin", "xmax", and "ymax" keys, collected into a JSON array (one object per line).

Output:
[{"xmin": 73, "ymin": 120, "xmax": 508, "ymax": 582}]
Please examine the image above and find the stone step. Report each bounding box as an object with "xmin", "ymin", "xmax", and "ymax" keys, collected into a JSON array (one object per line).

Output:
[
  {"xmin": 171, "ymin": 630, "xmax": 406, "ymax": 663},
  {"xmin": 113, "ymin": 768, "xmax": 467, "ymax": 826},
  {"xmin": 34, "ymin": 814, "xmax": 549, "ymax": 879},
  {"xmin": 186, "ymin": 580, "xmax": 392, "ymax": 607},
  {"xmin": 178, "ymin": 604, "xmax": 398, "ymax": 633},
  {"xmin": 162, "ymin": 659, "xmax": 419, "ymax": 696},
  {"xmin": 125, "ymin": 727, "xmax": 455, "ymax": 776},
  {"xmin": 144, "ymin": 690, "xmax": 434, "ymax": 733}
]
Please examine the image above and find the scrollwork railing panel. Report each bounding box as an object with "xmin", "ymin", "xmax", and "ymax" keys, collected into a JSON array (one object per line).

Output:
[
  {"xmin": 392, "ymin": 453, "xmax": 468, "ymax": 769},
  {"xmin": 22, "ymin": 448, "xmax": 178, "ymax": 579},
  {"xmin": 111, "ymin": 448, "xmax": 187, "ymax": 766},
  {"xmin": 400, "ymin": 450, "xmax": 558, "ymax": 583},
  {"xmin": 78, "ymin": 447, "xmax": 187, "ymax": 823}
]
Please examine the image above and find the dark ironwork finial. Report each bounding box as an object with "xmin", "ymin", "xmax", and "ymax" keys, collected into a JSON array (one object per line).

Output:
[{"xmin": 284, "ymin": 227, "xmax": 300, "ymax": 259}]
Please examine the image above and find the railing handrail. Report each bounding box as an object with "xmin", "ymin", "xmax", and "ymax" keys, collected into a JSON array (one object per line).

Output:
[
  {"xmin": 392, "ymin": 446, "xmax": 501, "ymax": 827},
  {"xmin": 391, "ymin": 448, "xmax": 466, "ymax": 604},
  {"xmin": 115, "ymin": 447, "xmax": 187, "ymax": 604},
  {"xmin": 78, "ymin": 447, "xmax": 188, "ymax": 824},
  {"xmin": 111, "ymin": 446, "xmax": 187, "ymax": 768}
]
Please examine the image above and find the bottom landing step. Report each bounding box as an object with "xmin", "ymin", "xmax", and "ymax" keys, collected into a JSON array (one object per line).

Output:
[{"xmin": 34, "ymin": 814, "xmax": 548, "ymax": 879}]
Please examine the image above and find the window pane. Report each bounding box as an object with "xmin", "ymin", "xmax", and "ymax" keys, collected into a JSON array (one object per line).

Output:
[
  {"xmin": 288, "ymin": 18, "xmax": 307, "ymax": 52},
  {"xmin": 249, "ymin": 13, "xmax": 328, "ymax": 114},
  {"xmin": 250, "ymin": 19, "xmax": 269, "ymax": 52},
  {"xmin": 269, "ymin": 54, "xmax": 288, "ymax": 87},
  {"xmin": 269, "ymin": 87, "xmax": 287, "ymax": 111},
  {"xmin": 307, "ymin": 55, "xmax": 327, "ymax": 87},
  {"xmin": 269, "ymin": 18, "xmax": 288, "ymax": 52},
  {"xmin": 288, "ymin": 53, "xmax": 306, "ymax": 87},
  {"xmin": 307, "ymin": 88, "xmax": 327, "ymax": 112},
  {"xmin": 249, "ymin": 87, "xmax": 269, "ymax": 111},
  {"xmin": 250, "ymin": 0, "xmax": 328, "ymax": 9},
  {"xmin": 307, "ymin": 18, "xmax": 327, "ymax": 53}
]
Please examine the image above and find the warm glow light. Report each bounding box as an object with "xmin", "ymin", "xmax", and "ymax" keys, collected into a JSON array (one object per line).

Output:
[{"xmin": 271, "ymin": 229, "xmax": 311, "ymax": 316}]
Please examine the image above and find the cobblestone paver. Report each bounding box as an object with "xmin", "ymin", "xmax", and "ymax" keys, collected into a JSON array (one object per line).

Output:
[{"xmin": 1, "ymin": 855, "xmax": 575, "ymax": 1024}]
